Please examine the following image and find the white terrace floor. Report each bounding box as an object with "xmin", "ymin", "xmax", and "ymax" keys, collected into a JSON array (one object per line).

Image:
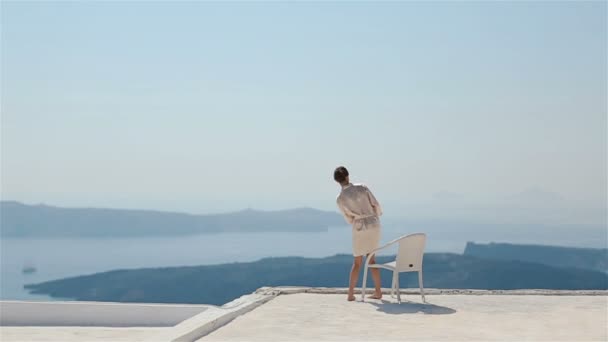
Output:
[
  {"xmin": 2, "ymin": 288, "xmax": 607, "ymax": 341},
  {"xmin": 201, "ymin": 289, "xmax": 608, "ymax": 342}
]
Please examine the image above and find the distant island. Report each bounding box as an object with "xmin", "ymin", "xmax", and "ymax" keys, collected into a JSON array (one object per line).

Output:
[
  {"xmin": 464, "ymin": 242, "xmax": 608, "ymax": 273},
  {"xmin": 0, "ymin": 201, "xmax": 344, "ymax": 238},
  {"xmin": 25, "ymin": 243, "xmax": 608, "ymax": 305}
]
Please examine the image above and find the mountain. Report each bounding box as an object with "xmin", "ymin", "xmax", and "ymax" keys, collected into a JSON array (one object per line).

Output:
[
  {"xmin": 464, "ymin": 242, "xmax": 608, "ymax": 273},
  {"xmin": 0, "ymin": 201, "xmax": 344, "ymax": 238},
  {"xmin": 24, "ymin": 253, "xmax": 608, "ymax": 305}
]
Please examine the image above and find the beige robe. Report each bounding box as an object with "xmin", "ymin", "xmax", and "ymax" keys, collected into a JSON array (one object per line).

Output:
[{"xmin": 336, "ymin": 183, "xmax": 382, "ymax": 256}]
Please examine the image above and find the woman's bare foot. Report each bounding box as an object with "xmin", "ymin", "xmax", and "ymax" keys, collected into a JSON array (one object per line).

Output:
[
  {"xmin": 367, "ymin": 292, "xmax": 383, "ymax": 300},
  {"xmin": 347, "ymin": 295, "xmax": 356, "ymax": 301}
]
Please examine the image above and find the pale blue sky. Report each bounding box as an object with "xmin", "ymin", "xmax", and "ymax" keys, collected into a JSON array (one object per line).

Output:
[{"xmin": 1, "ymin": 1, "xmax": 606, "ymax": 222}]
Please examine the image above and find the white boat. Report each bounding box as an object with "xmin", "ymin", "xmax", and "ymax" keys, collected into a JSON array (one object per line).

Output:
[{"xmin": 22, "ymin": 263, "xmax": 37, "ymax": 274}]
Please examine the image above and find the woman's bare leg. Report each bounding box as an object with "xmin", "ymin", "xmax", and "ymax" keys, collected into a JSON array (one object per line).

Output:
[
  {"xmin": 348, "ymin": 256, "xmax": 363, "ymax": 301},
  {"xmin": 368, "ymin": 255, "xmax": 383, "ymax": 299}
]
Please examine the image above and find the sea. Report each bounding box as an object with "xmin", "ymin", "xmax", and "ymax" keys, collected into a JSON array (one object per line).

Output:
[{"xmin": 1, "ymin": 222, "xmax": 606, "ymax": 300}]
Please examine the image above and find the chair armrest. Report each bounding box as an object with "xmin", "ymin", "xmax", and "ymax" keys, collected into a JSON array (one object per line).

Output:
[{"xmin": 364, "ymin": 237, "xmax": 401, "ymax": 268}]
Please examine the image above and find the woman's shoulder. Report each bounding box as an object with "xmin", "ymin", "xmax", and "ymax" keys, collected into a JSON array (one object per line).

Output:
[{"xmin": 352, "ymin": 183, "xmax": 369, "ymax": 190}]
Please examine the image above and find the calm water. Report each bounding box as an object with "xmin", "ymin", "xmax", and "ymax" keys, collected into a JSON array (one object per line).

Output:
[{"xmin": 2, "ymin": 223, "xmax": 605, "ymax": 300}]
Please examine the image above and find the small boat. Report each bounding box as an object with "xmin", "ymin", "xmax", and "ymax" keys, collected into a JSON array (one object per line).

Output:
[{"xmin": 22, "ymin": 264, "xmax": 37, "ymax": 274}]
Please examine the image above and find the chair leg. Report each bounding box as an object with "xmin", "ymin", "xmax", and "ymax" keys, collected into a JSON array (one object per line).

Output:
[
  {"xmin": 361, "ymin": 261, "xmax": 368, "ymax": 302},
  {"xmin": 390, "ymin": 275, "xmax": 396, "ymax": 298},
  {"xmin": 396, "ymin": 272, "xmax": 401, "ymax": 304},
  {"xmin": 418, "ymin": 271, "xmax": 426, "ymax": 303}
]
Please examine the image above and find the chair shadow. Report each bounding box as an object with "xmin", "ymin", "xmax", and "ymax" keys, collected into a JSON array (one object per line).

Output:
[{"xmin": 369, "ymin": 299, "xmax": 457, "ymax": 315}]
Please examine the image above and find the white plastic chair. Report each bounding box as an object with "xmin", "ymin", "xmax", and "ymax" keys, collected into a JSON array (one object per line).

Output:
[{"xmin": 361, "ymin": 233, "xmax": 427, "ymax": 303}]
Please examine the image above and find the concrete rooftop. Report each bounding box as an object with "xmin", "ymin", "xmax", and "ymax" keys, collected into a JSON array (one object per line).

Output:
[
  {"xmin": 1, "ymin": 288, "xmax": 607, "ymax": 341},
  {"xmin": 202, "ymin": 290, "xmax": 607, "ymax": 341},
  {"xmin": 1, "ymin": 326, "xmax": 170, "ymax": 341}
]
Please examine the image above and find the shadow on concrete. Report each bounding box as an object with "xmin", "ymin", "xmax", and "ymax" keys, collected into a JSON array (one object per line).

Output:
[{"xmin": 370, "ymin": 300, "xmax": 457, "ymax": 315}]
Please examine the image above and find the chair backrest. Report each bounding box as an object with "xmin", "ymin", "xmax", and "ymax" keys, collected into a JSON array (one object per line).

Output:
[{"xmin": 395, "ymin": 233, "xmax": 426, "ymax": 272}]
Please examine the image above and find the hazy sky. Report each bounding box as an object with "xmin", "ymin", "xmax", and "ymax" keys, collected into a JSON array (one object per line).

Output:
[{"xmin": 1, "ymin": 1, "xmax": 606, "ymax": 222}]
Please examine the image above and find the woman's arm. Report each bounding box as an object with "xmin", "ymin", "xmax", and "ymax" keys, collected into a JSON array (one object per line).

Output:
[
  {"xmin": 337, "ymin": 198, "xmax": 355, "ymax": 224},
  {"xmin": 366, "ymin": 188, "xmax": 383, "ymax": 217}
]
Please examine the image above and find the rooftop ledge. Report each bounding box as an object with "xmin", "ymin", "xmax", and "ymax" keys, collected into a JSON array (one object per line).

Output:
[
  {"xmin": 2, "ymin": 287, "xmax": 607, "ymax": 342},
  {"xmin": 255, "ymin": 286, "xmax": 608, "ymax": 296}
]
